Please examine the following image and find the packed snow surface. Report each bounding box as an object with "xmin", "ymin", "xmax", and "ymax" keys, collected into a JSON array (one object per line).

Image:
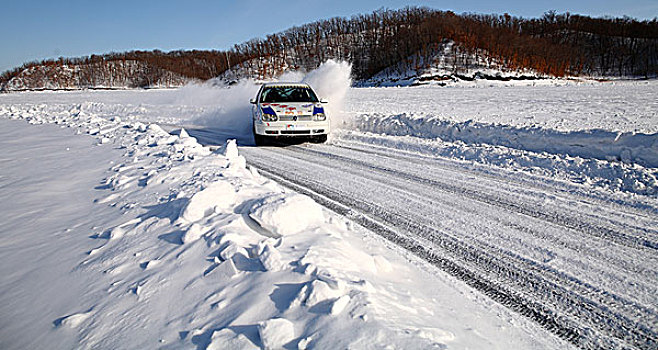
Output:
[
  {"xmin": 347, "ymin": 81, "xmax": 658, "ymax": 134},
  {"xmin": 1, "ymin": 70, "xmax": 656, "ymax": 349}
]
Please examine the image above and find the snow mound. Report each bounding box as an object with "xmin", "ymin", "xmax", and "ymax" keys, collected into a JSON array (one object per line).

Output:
[
  {"xmin": 57, "ymin": 311, "xmax": 92, "ymax": 328},
  {"xmin": 147, "ymin": 123, "xmax": 170, "ymax": 137},
  {"xmin": 208, "ymin": 328, "xmax": 257, "ymax": 350},
  {"xmin": 181, "ymin": 223, "xmax": 208, "ymax": 244},
  {"xmin": 221, "ymin": 139, "xmax": 240, "ymax": 159},
  {"xmin": 218, "ymin": 139, "xmax": 247, "ymax": 169},
  {"xmin": 179, "ymin": 181, "xmax": 237, "ymax": 223},
  {"xmin": 258, "ymin": 242, "xmax": 286, "ymax": 271},
  {"xmin": 305, "ymin": 279, "xmax": 345, "ymax": 308},
  {"xmin": 330, "ymin": 295, "xmax": 351, "ymax": 315},
  {"xmin": 354, "ymin": 113, "xmax": 658, "ymax": 169},
  {"xmin": 248, "ymin": 193, "xmax": 325, "ymax": 236},
  {"xmin": 337, "ymin": 130, "xmax": 658, "ymax": 196},
  {"xmin": 258, "ymin": 318, "xmax": 296, "ymax": 349},
  {"xmin": 218, "ymin": 239, "xmax": 249, "ymax": 261}
]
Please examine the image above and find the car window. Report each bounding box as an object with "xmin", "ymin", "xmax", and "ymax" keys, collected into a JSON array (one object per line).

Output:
[{"xmin": 260, "ymin": 87, "xmax": 319, "ymax": 103}]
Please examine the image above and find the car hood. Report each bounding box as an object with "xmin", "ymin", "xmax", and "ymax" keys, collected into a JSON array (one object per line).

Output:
[{"xmin": 260, "ymin": 102, "xmax": 323, "ymax": 116}]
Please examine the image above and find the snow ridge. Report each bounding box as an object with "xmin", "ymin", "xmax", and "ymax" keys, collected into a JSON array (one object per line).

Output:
[
  {"xmin": 353, "ymin": 113, "xmax": 658, "ymax": 167},
  {"xmin": 344, "ymin": 114, "xmax": 658, "ymax": 196}
]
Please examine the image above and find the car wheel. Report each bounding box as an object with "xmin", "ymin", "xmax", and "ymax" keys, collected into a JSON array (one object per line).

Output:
[
  {"xmin": 253, "ymin": 127, "xmax": 267, "ymax": 146},
  {"xmin": 312, "ymin": 134, "xmax": 327, "ymax": 143}
]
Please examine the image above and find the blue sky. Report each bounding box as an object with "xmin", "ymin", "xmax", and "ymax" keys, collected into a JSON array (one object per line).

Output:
[{"xmin": 2, "ymin": 0, "xmax": 656, "ymax": 73}]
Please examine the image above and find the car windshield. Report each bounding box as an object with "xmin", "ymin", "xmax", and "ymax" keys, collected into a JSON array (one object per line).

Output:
[{"xmin": 260, "ymin": 86, "xmax": 319, "ymax": 103}]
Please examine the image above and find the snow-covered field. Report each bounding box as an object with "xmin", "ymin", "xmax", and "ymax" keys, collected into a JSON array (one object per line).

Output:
[
  {"xmin": 0, "ymin": 67, "xmax": 656, "ymax": 349},
  {"xmin": 349, "ymin": 81, "xmax": 658, "ymax": 134}
]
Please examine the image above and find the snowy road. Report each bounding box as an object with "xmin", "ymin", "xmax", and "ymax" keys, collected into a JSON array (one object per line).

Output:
[{"xmin": 234, "ymin": 139, "xmax": 658, "ymax": 349}]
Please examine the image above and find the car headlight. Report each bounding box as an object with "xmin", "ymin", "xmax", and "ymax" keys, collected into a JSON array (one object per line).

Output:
[
  {"xmin": 313, "ymin": 105, "xmax": 326, "ymax": 121},
  {"xmin": 262, "ymin": 113, "xmax": 278, "ymax": 122},
  {"xmin": 260, "ymin": 106, "xmax": 278, "ymax": 122}
]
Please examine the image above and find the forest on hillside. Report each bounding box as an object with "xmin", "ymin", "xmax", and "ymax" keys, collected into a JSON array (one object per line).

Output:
[{"xmin": 2, "ymin": 8, "xmax": 657, "ymax": 90}]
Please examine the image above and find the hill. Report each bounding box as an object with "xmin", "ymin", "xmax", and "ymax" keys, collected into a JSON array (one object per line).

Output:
[{"xmin": 2, "ymin": 8, "xmax": 657, "ymax": 91}]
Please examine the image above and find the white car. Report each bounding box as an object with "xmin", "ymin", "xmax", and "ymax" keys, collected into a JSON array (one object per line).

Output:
[{"xmin": 250, "ymin": 82, "xmax": 329, "ymax": 145}]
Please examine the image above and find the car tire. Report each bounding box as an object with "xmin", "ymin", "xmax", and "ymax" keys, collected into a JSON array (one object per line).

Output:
[
  {"xmin": 254, "ymin": 132, "xmax": 267, "ymax": 146},
  {"xmin": 253, "ymin": 124, "xmax": 265, "ymax": 146},
  {"xmin": 312, "ymin": 134, "xmax": 327, "ymax": 143}
]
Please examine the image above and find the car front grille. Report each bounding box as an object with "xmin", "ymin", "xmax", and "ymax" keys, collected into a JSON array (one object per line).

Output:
[
  {"xmin": 280, "ymin": 130, "xmax": 311, "ymax": 135},
  {"xmin": 278, "ymin": 115, "xmax": 312, "ymax": 122}
]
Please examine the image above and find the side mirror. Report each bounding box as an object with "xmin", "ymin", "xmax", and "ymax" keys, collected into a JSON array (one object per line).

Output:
[
  {"xmin": 249, "ymin": 98, "xmax": 256, "ymax": 104},
  {"xmin": 320, "ymin": 98, "xmax": 328, "ymax": 104}
]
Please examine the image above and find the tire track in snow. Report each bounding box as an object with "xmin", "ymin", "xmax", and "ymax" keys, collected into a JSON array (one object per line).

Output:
[
  {"xmin": 298, "ymin": 144, "xmax": 658, "ymax": 252},
  {"xmin": 241, "ymin": 142, "xmax": 658, "ymax": 349},
  {"xmin": 294, "ymin": 143, "xmax": 657, "ymax": 287},
  {"xmin": 332, "ymin": 140, "xmax": 658, "ymax": 225}
]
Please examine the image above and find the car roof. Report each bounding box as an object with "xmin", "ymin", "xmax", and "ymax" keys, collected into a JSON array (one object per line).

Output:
[{"xmin": 261, "ymin": 82, "xmax": 311, "ymax": 88}]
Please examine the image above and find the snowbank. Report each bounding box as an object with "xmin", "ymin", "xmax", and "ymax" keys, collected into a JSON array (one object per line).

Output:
[
  {"xmin": 247, "ymin": 193, "xmax": 325, "ymax": 236},
  {"xmin": 353, "ymin": 113, "xmax": 658, "ymax": 168},
  {"xmin": 336, "ymin": 131, "xmax": 658, "ymax": 198},
  {"xmin": 336, "ymin": 81, "xmax": 658, "ymax": 197}
]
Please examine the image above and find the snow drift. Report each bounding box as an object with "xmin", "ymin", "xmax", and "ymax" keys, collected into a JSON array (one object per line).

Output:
[{"xmin": 354, "ymin": 113, "xmax": 658, "ymax": 168}]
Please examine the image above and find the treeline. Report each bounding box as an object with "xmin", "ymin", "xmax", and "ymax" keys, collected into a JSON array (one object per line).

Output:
[
  {"xmin": 522, "ymin": 11, "xmax": 658, "ymax": 76},
  {"xmin": 0, "ymin": 50, "xmax": 229, "ymax": 90},
  {"xmin": 1, "ymin": 60, "xmax": 188, "ymax": 90},
  {"xmin": 226, "ymin": 8, "xmax": 658, "ymax": 79},
  {"xmin": 2, "ymin": 8, "xmax": 657, "ymax": 90}
]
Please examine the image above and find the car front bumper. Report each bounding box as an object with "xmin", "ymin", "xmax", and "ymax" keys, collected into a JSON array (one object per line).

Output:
[{"xmin": 254, "ymin": 120, "xmax": 330, "ymax": 136}]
